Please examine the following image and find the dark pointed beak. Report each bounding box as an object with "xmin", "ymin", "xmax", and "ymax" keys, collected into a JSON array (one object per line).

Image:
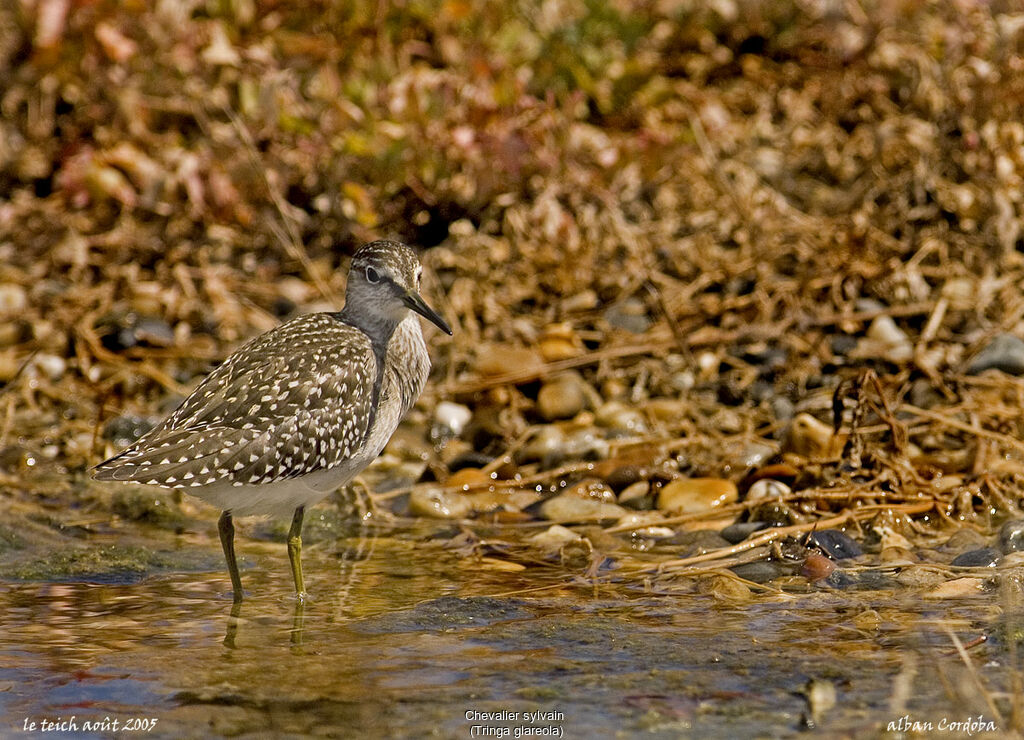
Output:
[{"xmin": 403, "ymin": 291, "xmax": 452, "ymax": 335}]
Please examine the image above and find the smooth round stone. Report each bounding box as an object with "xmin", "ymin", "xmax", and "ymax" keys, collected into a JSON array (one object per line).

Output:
[
  {"xmin": 604, "ymin": 299, "xmax": 651, "ymax": 334},
  {"xmin": 967, "ymin": 333, "xmax": 1024, "ymax": 375},
  {"xmin": 746, "ymin": 478, "xmax": 791, "ymax": 501},
  {"xmin": 517, "ymin": 426, "xmax": 567, "ymax": 464},
  {"xmin": 730, "ymin": 561, "xmax": 787, "ymax": 584},
  {"xmin": 434, "ymin": 401, "xmax": 472, "ymax": 437},
  {"xmin": 32, "ymin": 353, "xmax": 66, "ymax": 381},
  {"xmin": 0, "ymin": 283, "xmax": 27, "ymax": 315},
  {"xmin": 864, "ymin": 315, "xmax": 913, "ymax": 363},
  {"xmin": 782, "ymin": 413, "xmax": 837, "ymax": 457},
  {"xmin": 563, "ymin": 427, "xmax": 609, "ymax": 460},
  {"xmin": 696, "ymin": 574, "xmax": 752, "ymax": 600},
  {"xmin": 923, "ymin": 577, "xmax": 986, "ymax": 599},
  {"xmin": 657, "ymin": 478, "xmax": 738, "ymax": 515},
  {"xmin": 539, "ymin": 494, "xmax": 628, "ymax": 523},
  {"xmin": 739, "ymin": 441, "xmax": 775, "ymax": 468},
  {"xmin": 537, "ymin": 373, "xmax": 587, "ymax": 420},
  {"xmin": 475, "ymin": 344, "xmax": 544, "ymax": 377},
  {"xmin": 594, "ymin": 401, "xmax": 647, "ymax": 435},
  {"xmin": 880, "ymin": 546, "xmax": 918, "ymax": 566},
  {"xmin": 801, "ymin": 553, "xmax": 834, "ymax": 581},
  {"xmin": 409, "ymin": 488, "xmax": 472, "ymax": 519},
  {"xmin": 808, "ymin": 529, "xmax": 863, "ymax": 560},
  {"xmin": 445, "ymin": 467, "xmax": 490, "ymax": 490},
  {"xmin": 951, "ymin": 547, "xmax": 1000, "ymax": 568},
  {"xmin": 529, "ymin": 524, "xmax": 582, "ymax": 550},
  {"xmin": 999, "ymin": 520, "xmax": 1024, "ymax": 554},
  {"xmin": 720, "ymin": 521, "xmax": 768, "ymax": 544},
  {"xmin": 538, "ymin": 323, "xmax": 582, "ymax": 362},
  {"xmin": 942, "ymin": 527, "xmax": 987, "ymax": 551},
  {"xmin": 618, "ymin": 480, "xmax": 652, "ymax": 509}
]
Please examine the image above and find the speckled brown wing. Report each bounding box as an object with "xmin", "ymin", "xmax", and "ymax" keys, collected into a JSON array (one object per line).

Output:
[{"xmin": 93, "ymin": 313, "xmax": 377, "ymax": 490}]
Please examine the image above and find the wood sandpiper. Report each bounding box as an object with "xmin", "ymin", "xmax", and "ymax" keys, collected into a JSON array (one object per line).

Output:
[{"xmin": 93, "ymin": 240, "xmax": 452, "ymax": 602}]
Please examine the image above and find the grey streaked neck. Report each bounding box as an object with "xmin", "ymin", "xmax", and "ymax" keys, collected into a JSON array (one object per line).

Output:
[{"xmin": 334, "ymin": 304, "xmax": 402, "ymax": 358}]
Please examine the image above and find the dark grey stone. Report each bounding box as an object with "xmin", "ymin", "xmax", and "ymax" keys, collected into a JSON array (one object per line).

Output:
[
  {"xmin": 967, "ymin": 334, "xmax": 1024, "ymax": 375},
  {"xmin": 808, "ymin": 529, "xmax": 863, "ymax": 559},
  {"xmin": 951, "ymin": 547, "xmax": 1000, "ymax": 568}
]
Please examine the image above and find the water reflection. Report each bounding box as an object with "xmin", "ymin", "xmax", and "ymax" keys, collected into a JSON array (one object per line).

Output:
[{"xmin": 0, "ymin": 532, "xmax": 1018, "ymax": 737}]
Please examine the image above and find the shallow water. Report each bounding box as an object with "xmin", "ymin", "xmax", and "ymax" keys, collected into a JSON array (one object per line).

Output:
[{"xmin": 0, "ymin": 517, "xmax": 1017, "ymax": 738}]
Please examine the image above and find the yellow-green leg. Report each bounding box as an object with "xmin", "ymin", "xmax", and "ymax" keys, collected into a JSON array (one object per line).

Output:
[
  {"xmin": 288, "ymin": 505, "xmax": 307, "ymax": 601},
  {"xmin": 218, "ymin": 510, "xmax": 243, "ymax": 603}
]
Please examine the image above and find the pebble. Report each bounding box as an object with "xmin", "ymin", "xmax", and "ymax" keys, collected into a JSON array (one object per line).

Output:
[
  {"xmin": 720, "ymin": 521, "xmax": 767, "ymax": 544},
  {"xmin": 434, "ymin": 401, "xmax": 472, "ymax": 437},
  {"xmin": 0, "ymin": 284, "xmax": 27, "ymax": 316},
  {"xmin": 603, "ymin": 298, "xmax": 651, "ymax": 334},
  {"xmin": 739, "ymin": 441, "xmax": 776, "ymax": 468},
  {"xmin": 943, "ymin": 527, "xmax": 987, "ymax": 551},
  {"xmin": 518, "ymin": 426, "xmax": 567, "ymax": 465},
  {"xmin": 617, "ymin": 480, "xmax": 652, "ymax": 509},
  {"xmin": 801, "ymin": 554, "xmax": 835, "ymax": 581},
  {"xmin": 661, "ymin": 529, "xmax": 730, "ymax": 552},
  {"xmin": 999, "ymin": 520, "xmax": 1024, "ymax": 554},
  {"xmin": 467, "ymin": 489, "xmax": 540, "ymax": 514},
  {"xmin": 746, "ymin": 478, "xmax": 791, "ymax": 501},
  {"xmin": 537, "ymin": 372, "xmax": 587, "ymax": 421},
  {"xmin": 830, "ymin": 335, "xmax": 858, "ymax": 357},
  {"xmin": 803, "ymin": 679, "xmax": 837, "ymax": 728},
  {"xmin": 409, "ymin": 488, "xmax": 472, "ymax": 519},
  {"xmin": 730, "ymin": 560, "xmax": 788, "ymax": 584},
  {"xmin": 100, "ymin": 314, "xmax": 176, "ymax": 351},
  {"xmin": 951, "ymin": 547, "xmax": 1000, "ymax": 567},
  {"xmin": 445, "ymin": 467, "xmax": 490, "ymax": 490},
  {"xmin": 848, "ymin": 315, "xmax": 913, "ymax": 364},
  {"xmin": 998, "ymin": 552, "xmax": 1024, "ymax": 568},
  {"xmin": 31, "ymin": 353, "xmax": 65, "ymax": 381},
  {"xmin": 808, "ymin": 529, "xmax": 863, "ymax": 559},
  {"xmin": 894, "ymin": 566, "xmax": 947, "ymax": 589},
  {"xmin": 561, "ymin": 289, "xmax": 598, "ymax": 313},
  {"xmin": 562, "ymin": 427, "xmax": 609, "ymax": 460},
  {"xmin": 475, "ymin": 344, "xmax": 543, "ymax": 377},
  {"xmin": 538, "ymin": 323, "xmax": 583, "ymax": 362},
  {"xmin": 923, "ymin": 577, "xmax": 987, "ymax": 599},
  {"xmin": 529, "ymin": 524, "xmax": 581, "ymax": 549},
  {"xmin": 771, "ymin": 396, "xmax": 796, "ymax": 421},
  {"xmin": 966, "ymin": 333, "xmax": 1024, "ymax": 375},
  {"xmin": 539, "ymin": 494, "xmax": 628, "ymax": 523},
  {"xmin": 657, "ymin": 478, "xmax": 738, "ymax": 515},
  {"xmin": 783, "ymin": 413, "xmax": 843, "ymax": 458},
  {"xmin": 594, "ymin": 401, "xmax": 647, "ymax": 435},
  {"xmin": 696, "ymin": 574, "xmax": 752, "ymax": 600},
  {"xmin": 879, "ymin": 546, "xmax": 918, "ymax": 566}
]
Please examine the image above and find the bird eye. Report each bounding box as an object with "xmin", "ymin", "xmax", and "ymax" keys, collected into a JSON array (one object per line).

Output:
[{"xmin": 365, "ymin": 266, "xmax": 380, "ymax": 283}]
